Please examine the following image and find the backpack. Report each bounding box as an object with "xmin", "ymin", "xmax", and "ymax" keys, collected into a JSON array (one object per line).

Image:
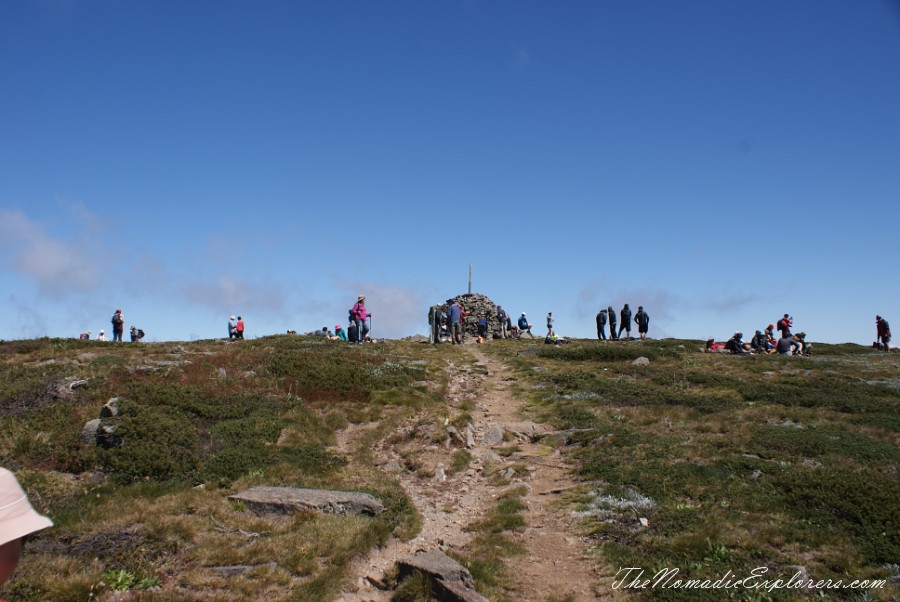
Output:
[{"xmin": 112, "ymin": 313, "xmax": 123, "ymax": 326}]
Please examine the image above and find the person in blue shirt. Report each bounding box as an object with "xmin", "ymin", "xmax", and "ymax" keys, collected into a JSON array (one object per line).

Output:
[
  {"xmin": 447, "ymin": 300, "xmax": 463, "ymax": 344},
  {"xmin": 518, "ymin": 312, "xmax": 534, "ymax": 338}
]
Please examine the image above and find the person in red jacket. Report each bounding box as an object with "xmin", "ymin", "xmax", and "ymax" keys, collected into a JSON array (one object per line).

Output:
[{"xmin": 234, "ymin": 316, "xmax": 245, "ymax": 340}]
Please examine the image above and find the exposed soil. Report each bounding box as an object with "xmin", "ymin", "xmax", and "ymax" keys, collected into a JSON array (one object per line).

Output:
[{"xmin": 337, "ymin": 346, "xmax": 614, "ymax": 601}]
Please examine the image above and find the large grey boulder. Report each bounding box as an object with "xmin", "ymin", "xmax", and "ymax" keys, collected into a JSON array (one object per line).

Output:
[
  {"xmin": 480, "ymin": 425, "xmax": 504, "ymax": 446},
  {"xmin": 228, "ymin": 487, "xmax": 384, "ymax": 517},
  {"xmin": 396, "ymin": 549, "xmax": 488, "ymax": 602}
]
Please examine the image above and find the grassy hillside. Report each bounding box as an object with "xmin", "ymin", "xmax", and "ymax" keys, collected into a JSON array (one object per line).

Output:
[{"xmin": 0, "ymin": 336, "xmax": 898, "ymax": 601}]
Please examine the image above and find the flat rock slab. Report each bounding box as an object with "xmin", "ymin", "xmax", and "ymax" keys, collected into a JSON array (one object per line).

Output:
[
  {"xmin": 397, "ymin": 549, "xmax": 489, "ymax": 601},
  {"xmin": 229, "ymin": 487, "xmax": 384, "ymax": 517}
]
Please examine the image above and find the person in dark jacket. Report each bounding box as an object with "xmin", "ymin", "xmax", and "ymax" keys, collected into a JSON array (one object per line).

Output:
[
  {"xmin": 607, "ymin": 306, "xmax": 617, "ymax": 340},
  {"xmin": 750, "ymin": 330, "xmax": 769, "ymax": 354},
  {"xmin": 876, "ymin": 315, "xmax": 891, "ymax": 352},
  {"xmin": 618, "ymin": 304, "xmax": 632, "ymax": 340},
  {"xmin": 595, "ymin": 309, "xmax": 607, "ymax": 340},
  {"xmin": 725, "ymin": 332, "xmax": 749, "ymax": 355},
  {"xmin": 634, "ymin": 306, "xmax": 650, "ymax": 340}
]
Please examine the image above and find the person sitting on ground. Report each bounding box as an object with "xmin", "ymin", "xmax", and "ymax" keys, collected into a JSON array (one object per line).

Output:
[
  {"xmin": 750, "ymin": 330, "xmax": 770, "ymax": 354},
  {"xmin": 347, "ymin": 321, "xmax": 359, "ymax": 343},
  {"xmin": 96, "ymin": 330, "xmax": 107, "ymax": 341},
  {"xmin": 776, "ymin": 335, "xmax": 801, "ymax": 356},
  {"xmin": 705, "ymin": 338, "xmax": 726, "ymax": 352},
  {"xmin": 79, "ymin": 331, "xmax": 92, "ymax": 340},
  {"xmin": 544, "ymin": 330, "xmax": 569, "ymax": 345},
  {"xmin": 312, "ymin": 326, "xmax": 330, "ymax": 337},
  {"xmin": 724, "ymin": 332, "xmax": 749, "ymax": 355},
  {"xmin": 332, "ymin": 324, "xmax": 346, "ymax": 341},
  {"xmin": 0, "ymin": 468, "xmax": 54, "ymax": 588},
  {"xmin": 765, "ymin": 324, "xmax": 777, "ymax": 351},
  {"xmin": 517, "ymin": 313, "xmax": 534, "ymax": 338},
  {"xmin": 793, "ymin": 332, "xmax": 810, "ymax": 356}
]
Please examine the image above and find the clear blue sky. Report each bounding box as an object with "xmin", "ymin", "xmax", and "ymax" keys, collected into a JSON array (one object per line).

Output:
[{"xmin": 2, "ymin": 1, "xmax": 898, "ymax": 344}]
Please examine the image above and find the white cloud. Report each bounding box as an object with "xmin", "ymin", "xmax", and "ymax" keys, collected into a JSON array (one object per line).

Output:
[
  {"xmin": 185, "ymin": 274, "xmax": 288, "ymax": 316},
  {"xmin": 340, "ymin": 281, "xmax": 430, "ymax": 338},
  {"xmin": 0, "ymin": 209, "xmax": 103, "ymax": 296}
]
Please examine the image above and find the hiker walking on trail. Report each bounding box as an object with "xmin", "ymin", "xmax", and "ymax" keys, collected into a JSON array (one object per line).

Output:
[
  {"xmin": 618, "ymin": 304, "xmax": 632, "ymax": 340},
  {"xmin": 447, "ymin": 299, "xmax": 463, "ymax": 344},
  {"xmin": 497, "ymin": 305, "xmax": 509, "ymax": 339},
  {"xmin": 877, "ymin": 315, "xmax": 891, "ymax": 352},
  {"xmin": 351, "ymin": 295, "xmax": 371, "ymax": 344},
  {"xmin": 634, "ymin": 306, "xmax": 650, "ymax": 340},
  {"xmin": 111, "ymin": 309, "xmax": 124, "ymax": 342},
  {"xmin": 596, "ymin": 309, "xmax": 607, "ymax": 340}
]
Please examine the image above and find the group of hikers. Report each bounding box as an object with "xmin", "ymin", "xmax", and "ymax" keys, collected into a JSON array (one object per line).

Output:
[
  {"xmin": 283, "ymin": 295, "xmax": 375, "ymax": 343},
  {"xmin": 78, "ymin": 308, "xmax": 145, "ymax": 342},
  {"xmin": 705, "ymin": 314, "xmax": 810, "ymax": 356},
  {"xmin": 425, "ymin": 300, "xmax": 652, "ymax": 346},
  {"xmin": 595, "ymin": 304, "xmax": 650, "ymax": 341},
  {"xmin": 75, "ymin": 300, "xmax": 890, "ymax": 353}
]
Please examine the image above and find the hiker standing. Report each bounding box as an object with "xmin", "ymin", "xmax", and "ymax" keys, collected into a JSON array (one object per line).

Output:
[
  {"xmin": 618, "ymin": 304, "xmax": 632, "ymax": 340},
  {"xmin": 497, "ymin": 305, "xmax": 509, "ymax": 339},
  {"xmin": 228, "ymin": 315, "xmax": 238, "ymax": 339},
  {"xmin": 429, "ymin": 304, "xmax": 444, "ymax": 344},
  {"xmin": 607, "ymin": 306, "xmax": 617, "ymax": 340},
  {"xmin": 447, "ymin": 299, "xmax": 463, "ymax": 344},
  {"xmin": 546, "ymin": 312, "xmax": 554, "ymax": 337},
  {"xmin": 877, "ymin": 315, "xmax": 891, "ymax": 352},
  {"xmin": 777, "ymin": 314, "xmax": 793, "ymax": 338},
  {"xmin": 111, "ymin": 309, "xmax": 124, "ymax": 342},
  {"xmin": 351, "ymin": 295, "xmax": 371, "ymax": 344},
  {"xmin": 596, "ymin": 309, "xmax": 607, "ymax": 340},
  {"xmin": 235, "ymin": 316, "xmax": 245, "ymax": 339},
  {"xmin": 634, "ymin": 306, "xmax": 650, "ymax": 340}
]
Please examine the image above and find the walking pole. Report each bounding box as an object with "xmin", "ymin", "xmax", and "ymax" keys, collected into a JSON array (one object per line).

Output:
[{"xmin": 368, "ymin": 315, "xmax": 372, "ymax": 342}]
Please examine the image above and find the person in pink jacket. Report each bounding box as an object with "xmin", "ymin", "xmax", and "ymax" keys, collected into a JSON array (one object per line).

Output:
[{"xmin": 351, "ymin": 295, "xmax": 372, "ymax": 343}]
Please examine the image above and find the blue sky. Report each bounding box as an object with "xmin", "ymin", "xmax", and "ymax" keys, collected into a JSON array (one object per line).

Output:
[{"xmin": 2, "ymin": 1, "xmax": 898, "ymax": 344}]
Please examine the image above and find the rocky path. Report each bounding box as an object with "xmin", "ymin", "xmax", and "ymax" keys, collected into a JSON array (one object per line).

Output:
[{"xmin": 337, "ymin": 346, "xmax": 608, "ymax": 601}]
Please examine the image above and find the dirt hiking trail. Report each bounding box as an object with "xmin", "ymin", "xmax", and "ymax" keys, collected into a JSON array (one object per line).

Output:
[{"xmin": 338, "ymin": 346, "xmax": 616, "ymax": 601}]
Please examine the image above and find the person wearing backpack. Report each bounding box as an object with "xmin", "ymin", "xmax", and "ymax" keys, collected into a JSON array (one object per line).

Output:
[
  {"xmin": 876, "ymin": 315, "xmax": 891, "ymax": 352},
  {"xmin": 595, "ymin": 308, "xmax": 607, "ymax": 340},
  {"xmin": 111, "ymin": 309, "xmax": 124, "ymax": 342},
  {"xmin": 351, "ymin": 295, "xmax": 371, "ymax": 344}
]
